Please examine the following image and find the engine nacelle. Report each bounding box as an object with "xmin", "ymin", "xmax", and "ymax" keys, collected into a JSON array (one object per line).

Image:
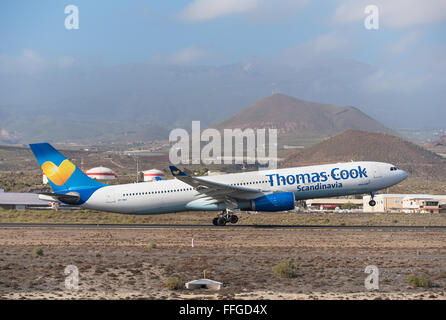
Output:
[{"xmin": 241, "ymin": 192, "xmax": 295, "ymax": 212}]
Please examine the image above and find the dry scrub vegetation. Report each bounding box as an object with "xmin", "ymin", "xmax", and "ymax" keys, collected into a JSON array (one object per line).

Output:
[{"xmin": 0, "ymin": 226, "xmax": 445, "ymax": 300}]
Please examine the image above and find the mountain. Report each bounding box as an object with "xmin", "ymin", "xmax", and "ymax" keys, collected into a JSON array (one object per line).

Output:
[
  {"xmin": 0, "ymin": 60, "xmax": 441, "ymax": 144},
  {"xmin": 281, "ymin": 130, "xmax": 446, "ymax": 179},
  {"xmin": 213, "ymin": 93, "xmax": 393, "ymax": 137}
]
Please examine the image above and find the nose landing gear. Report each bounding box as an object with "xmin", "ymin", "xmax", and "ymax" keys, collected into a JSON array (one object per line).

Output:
[
  {"xmin": 212, "ymin": 210, "xmax": 239, "ymax": 226},
  {"xmin": 369, "ymin": 192, "xmax": 376, "ymax": 207}
]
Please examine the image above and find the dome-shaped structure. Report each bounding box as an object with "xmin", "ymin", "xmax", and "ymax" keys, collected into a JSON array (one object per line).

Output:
[
  {"xmin": 86, "ymin": 166, "xmax": 117, "ymax": 180},
  {"xmin": 143, "ymin": 169, "xmax": 165, "ymax": 182}
]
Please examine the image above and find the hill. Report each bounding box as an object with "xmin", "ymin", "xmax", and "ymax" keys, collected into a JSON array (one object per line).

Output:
[
  {"xmin": 426, "ymin": 135, "xmax": 446, "ymax": 148},
  {"xmin": 281, "ymin": 130, "xmax": 446, "ymax": 180},
  {"xmin": 213, "ymin": 93, "xmax": 393, "ymax": 138}
]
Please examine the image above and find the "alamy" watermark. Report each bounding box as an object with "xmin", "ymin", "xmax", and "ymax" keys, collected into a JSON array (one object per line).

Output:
[{"xmin": 169, "ymin": 121, "xmax": 278, "ymax": 170}]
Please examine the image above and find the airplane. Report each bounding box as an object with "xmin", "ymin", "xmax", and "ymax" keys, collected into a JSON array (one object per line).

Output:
[{"xmin": 30, "ymin": 143, "xmax": 408, "ymax": 226}]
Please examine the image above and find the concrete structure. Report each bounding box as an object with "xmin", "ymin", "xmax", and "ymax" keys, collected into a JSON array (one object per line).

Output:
[
  {"xmin": 185, "ymin": 279, "xmax": 223, "ymax": 290},
  {"xmin": 306, "ymin": 198, "xmax": 363, "ymax": 211},
  {"xmin": 86, "ymin": 166, "xmax": 117, "ymax": 180},
  {"xmin": 0, "ymin": 189, "xmax": 51, "ymax": 210},
  {"xmin": 142, "ymin": 169, "xmax": 164, "ymax": 182},
  {"xmin": 402, "ymin": 195, "xmax": 446, "ymax": 213},
  {"xmin": 363, "ymin": 194, "xmax": 446, "ymax": 213},
  {"xmin": 207, "ymin": 170, "xmax": 226, "ymax": 176},
  {"xmin": 363, "ymin": 194, "xmax": 405, "ymax": 213}
]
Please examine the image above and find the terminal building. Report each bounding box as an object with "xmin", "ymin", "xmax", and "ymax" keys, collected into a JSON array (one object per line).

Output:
[{"xmin": 363, "ymin": 194, "xmax": 446, "ymax": 213}]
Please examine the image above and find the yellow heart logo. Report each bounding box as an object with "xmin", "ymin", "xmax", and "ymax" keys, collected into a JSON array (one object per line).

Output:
[
  {"xmin": 41, "ymin": 159, "xmax": 76, "ymax": 186},
  {"xmin": 173, "ymin": 170, "xmax": 180, "ymax": 175}
]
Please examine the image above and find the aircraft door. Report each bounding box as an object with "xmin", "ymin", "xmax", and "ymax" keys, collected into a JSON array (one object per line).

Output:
[{"xmin": 373, "ymin": 167, "xmax": 382, "ymax": 179}]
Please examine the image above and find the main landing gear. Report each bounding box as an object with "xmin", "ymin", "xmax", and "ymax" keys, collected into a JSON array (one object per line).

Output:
[
  {"xmin": 369, "ymin": 192, "xmax": 376, "ymax": 207},
  {"xmin": 212, "ymin": 210, "xmax": 239, "ymax": 226}
]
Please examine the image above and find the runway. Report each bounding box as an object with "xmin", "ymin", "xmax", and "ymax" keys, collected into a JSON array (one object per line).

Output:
[{"xmin": 1, "ymin": 223, "xmax": 445, "ymax": 229}]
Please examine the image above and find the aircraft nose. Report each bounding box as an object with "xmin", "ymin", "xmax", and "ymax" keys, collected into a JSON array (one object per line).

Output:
[{"xmin": 401, "ymin": 170, "xmax": 408, "ymax": 180}]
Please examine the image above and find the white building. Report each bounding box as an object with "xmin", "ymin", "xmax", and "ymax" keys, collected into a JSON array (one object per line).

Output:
[
  {"xmin": 402, "ymin": 195, "xmax": 446, "ymax": 213},
  {"xmin": 363, "ymin": 194, "xmax": 446, "ymax": 213},
  {"xmin": 142, "ymin": 169, "xmax": 164, "ymax": 182},
  {"xmin": 86, "ymin": 166, "xmax": 117, "ymax": 180},
  {"xmin": 207, "ymin": 170, "xmax": 226, "ymax": 176}
]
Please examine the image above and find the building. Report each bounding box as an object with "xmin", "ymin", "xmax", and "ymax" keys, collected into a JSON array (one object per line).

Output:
[
  {"xmin": 363, "ymin": 194, "xmax": 446, "ymax": 213},
  {"xmin": 86, "ymin": 166, "xmax": 117, "ymax": 180},
  {"xmin": 363, "ymin": 194, "xmax": 405, "ymax": 213},
  {"xmin": 402, "ymin": 195, "xmax": 446, "ymax": 213},
  {"xmin": 142, "ymin": 169, "xmax": 164, "ymax": 182},
  {"xmin": 0, "ymin": 189, "xmax": 51, "ymax": 210},
  {"xmin": 207, "ymin": 170, "xmax": 226, "ymax": 176},
  {"xmin": 306, "ymin": 198, "xmax": 363, "ymax": 211}
]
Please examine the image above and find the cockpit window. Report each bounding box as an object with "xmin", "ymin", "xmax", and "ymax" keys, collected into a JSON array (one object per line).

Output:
[{"xmin": 390, "ymin": 166, "xmax": 399, "ymax": 171}]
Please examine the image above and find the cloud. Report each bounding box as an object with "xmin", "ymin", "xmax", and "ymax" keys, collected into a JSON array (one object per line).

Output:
[
  {"xmin": 306, "ymin": 32, "xmax": 349, "ymax": 54},
  {"xmin": 56, "ymin": 56, "xmax": 76, "ymax": 68},
  {"xmin": 333, "ymin": 0, "xmax": 446, "ymax": 28},
  {"xmin": 0, "ymin": 49, "xmax": 46, "ymax": 74},
  {"xmin": 0, "ymin": 50, "xmax": 76, "ymax": 74},
  {"xmin": 386, "ymin": 32, "xmax": 420, "ymax": 55},
  {"xmin": 168, "ymin": 46, "xmax": 207, "ymax": 64},
  {"xmin": 362, "ymin": 69, "xmax": 427, "ymax": 93},
  {"xmin": 363, "ymin": 44, "xmax": 446, "ymax": 93},
  {"xmin": 178, "ymin": 0, "xmax": 308, "ymax": 22},
  {"xmin": 179, "ymin": 0, "xmax": 258, "ymax": 22},
  {"xmin": 244, "ymin": 0, "xmax": 309, "ymax": 23},
  {"xmin": 276, "ymin": 32, "xmax": 351, "ymax": 67}
]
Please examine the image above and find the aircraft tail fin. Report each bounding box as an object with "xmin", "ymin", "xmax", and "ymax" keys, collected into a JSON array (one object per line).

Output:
[
  {"xmin": 29, "ymin": 143, "xmax": 106, "ymax": 194},
  {"xmin": 169, "ymin": 165, "xmax": 188, "ymax": 177}
]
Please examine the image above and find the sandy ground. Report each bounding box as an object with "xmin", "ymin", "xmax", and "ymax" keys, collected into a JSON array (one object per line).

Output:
[{"xmin": 0, "ymin": 226, "xmax": 445, "ymax": 300}]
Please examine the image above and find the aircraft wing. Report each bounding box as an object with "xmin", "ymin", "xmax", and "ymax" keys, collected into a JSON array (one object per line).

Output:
[{"xmin": 169, "ymin": 166, "xmax": 264, "ymax": 196}]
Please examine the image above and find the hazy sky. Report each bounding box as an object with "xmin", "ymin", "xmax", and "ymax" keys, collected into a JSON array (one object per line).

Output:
[
  {"xmin": 1, "ymin": 0, "xmax": 445, "ymax": 129},
  {"xmin": 1, "ymin": 1, "xmax": 444, "ymax": 66}
]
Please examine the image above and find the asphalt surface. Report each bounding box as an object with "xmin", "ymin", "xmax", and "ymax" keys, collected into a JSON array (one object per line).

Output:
[{"xmin": 0, "ymin": 223, "xmax": 445, "ymax": 229}]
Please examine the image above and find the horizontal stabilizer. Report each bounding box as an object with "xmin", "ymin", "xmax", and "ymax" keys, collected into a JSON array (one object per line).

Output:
[{"xmin": 38, "ymin": 192, "xmax": 80, "ymax": 204}]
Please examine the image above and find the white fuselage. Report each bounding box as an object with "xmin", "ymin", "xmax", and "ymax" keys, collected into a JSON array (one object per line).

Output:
[{"xmin": 81, "ymin": 161, "xmax": 408, "ymax": 214}]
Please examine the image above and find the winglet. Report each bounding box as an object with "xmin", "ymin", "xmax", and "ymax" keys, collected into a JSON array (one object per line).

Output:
[{"xmin": 169, "ymin": 166, "xmax": 187, "ymax": 177}]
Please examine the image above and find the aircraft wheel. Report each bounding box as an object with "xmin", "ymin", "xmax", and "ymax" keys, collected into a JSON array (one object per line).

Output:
[
  {"xmin": 230, "ymin": 215, "xmax": 239, "ymax": 224},
  {"xmin": 212, "ymin": 218, "xmax": 219, "ymax": 226},
  {"xmin": 217, "ymin": 217, "xmax": 227, "ymax": 226},
  {"xmin": 369, "ymin": 199, "xmax": 376, "ymax": 207}
]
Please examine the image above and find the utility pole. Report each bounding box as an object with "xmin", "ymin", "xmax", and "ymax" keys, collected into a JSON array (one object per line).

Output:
[
  {"xmin": 136, "ymin": 156, "xmax": 139, "ymax": 183},
  {"xmin": 131, "ymin": 155, "xmax": 139, "ymax": 183}
]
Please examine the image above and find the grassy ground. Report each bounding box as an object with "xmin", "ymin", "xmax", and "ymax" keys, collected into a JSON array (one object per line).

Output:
[{"xmin": 1, "ymin": 209, "xmax": 446, "ymax": 226}]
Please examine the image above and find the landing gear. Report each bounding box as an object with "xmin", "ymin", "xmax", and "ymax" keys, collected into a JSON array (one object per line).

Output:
[
  {"xmin": 212, "ymin": 210, "xmax": 239, "ymax": 226},
  {"xmin": 369, "ymin": 193, "xmax": 376, "ymax": 207}
]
